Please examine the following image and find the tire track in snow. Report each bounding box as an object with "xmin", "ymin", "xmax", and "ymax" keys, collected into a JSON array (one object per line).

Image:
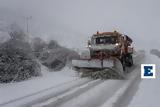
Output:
[
  {"xmin": 100, "ymin": 66, "xmax": 141, "ymax": 107},
  {"xmin": 58, "ymin": 80, "xmax": 125, "ymax": 107},
  {"xmin": 114, "ymin": 71, "xmax": 141, "ymax": 107},
  {"xmin": 113, "ymin": 53, "xmax": 145, "ymax": 107},
  {"xmin": 1, "ymin": 78, "xmax": 91, "ymax": 107},
  {"xmin": 100, "ymin": 52, "xmax": 145, "ymax": 107},
  {"xmin": 32, "ymin": 79, "xmax": 104, "ymax": 107}
]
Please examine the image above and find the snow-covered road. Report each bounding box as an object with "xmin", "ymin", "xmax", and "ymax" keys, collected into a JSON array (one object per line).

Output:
[
  {"xmin": 128, "ymin": 53, "xmax": 160, "ymax": 107},
  {"xmin": 30, "ymin": 52, "xmax": 144, "ymax": 107},
  {"xmin": 0, "ymin": 52, "xmax": 146, "ymax": 107}
]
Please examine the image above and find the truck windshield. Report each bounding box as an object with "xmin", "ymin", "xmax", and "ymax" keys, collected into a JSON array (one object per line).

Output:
[{"xmin": 95, "ymin": 36, "xmax": 117, "ymax": 44}]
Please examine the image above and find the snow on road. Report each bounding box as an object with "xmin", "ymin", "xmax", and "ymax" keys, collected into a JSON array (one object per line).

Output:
[
  {"xmin": 56, "ymin": 80, "xmax": 125, "ymax": 107},
  {"xmin": 30, "ymin": 53, "xmax": 144, "ymax": 107},
  {"xmin": 0, "ymin": 66, "xmax": 85, "ymax": 107},
  {"xmin": 128, "ymin": 53, "xmax": 160, "ymax": 107},
  {"xmin": 32, "ymin": 68, "xmax": 140, "ymax": 107},
  {"xmin": 32, "ymin": 79, "xmax": 104, "ymax": 107},
  {"xmin": 0, "ymin": 52, "xmax": 146, "ymax": 107}
]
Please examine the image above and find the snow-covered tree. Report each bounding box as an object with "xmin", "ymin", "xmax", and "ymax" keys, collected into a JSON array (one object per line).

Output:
[{"xmin": 0, "ymin": 26, "xmax": 41, "ymax": 83}]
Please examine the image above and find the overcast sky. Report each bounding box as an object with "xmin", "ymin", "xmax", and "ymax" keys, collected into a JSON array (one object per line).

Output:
[{"xmin": 0, "ymin": 0, "xmax": 160, "ymax": 50}]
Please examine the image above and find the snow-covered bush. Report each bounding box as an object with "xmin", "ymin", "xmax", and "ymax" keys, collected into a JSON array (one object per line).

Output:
[
  {"xmin": 0, "ymin": 27, "xmax": 41, "ymax": 83},
  {"xmin": 33, "ymin": 39, "xmax": 79, "ymax": 71},
  {"xmin": 41, "ymin": 46, "xmax": 78, "ymax": 71},
  {"xmin": 0, "ymin": 46, "xmax": 41, "ymax": 83}
]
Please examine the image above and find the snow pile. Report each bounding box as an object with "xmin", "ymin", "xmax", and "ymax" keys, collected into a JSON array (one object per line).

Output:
[
  {"xmin": 90, "ymin": 69, "xmax": 125, "ymax": 80},
  {"xmin": 80, "ymin": 68, "xmax": 124, "ymax": 80}
]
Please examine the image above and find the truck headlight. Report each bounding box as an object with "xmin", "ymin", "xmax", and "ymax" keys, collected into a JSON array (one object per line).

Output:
[
  {"xmin": 115, "ymin": 43, "xmax": 119, "ymax": 46},
  {"xmin": 86, "ymin": 45, "xmax": 91, "ymax": 48},
  {"xmin": 88, "ymin": 45, "xmax": 91, "ymax": 47}
]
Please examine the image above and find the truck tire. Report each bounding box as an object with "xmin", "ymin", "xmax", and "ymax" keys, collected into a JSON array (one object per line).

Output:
[
  {"xmin": 125, "ymin": 54, "xmax": 133, "ymax": 67},
  {"xmin": 120, "ymin": 56, "xmax": 126, "ymax": 71}
]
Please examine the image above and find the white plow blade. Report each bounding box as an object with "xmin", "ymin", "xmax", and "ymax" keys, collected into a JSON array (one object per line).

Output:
[{"xmin": 72, "ymin": 59, "xmax": 114, "ymax": 68}]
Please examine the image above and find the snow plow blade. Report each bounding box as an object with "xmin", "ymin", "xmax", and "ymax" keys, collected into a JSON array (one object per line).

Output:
[
  {"xmin": 72, "ymin": 59, "xmax": 114, "ymax": 69},
  {"xmin": 72, "ymin": 58, "xmax": 125, "ymax": 79}
]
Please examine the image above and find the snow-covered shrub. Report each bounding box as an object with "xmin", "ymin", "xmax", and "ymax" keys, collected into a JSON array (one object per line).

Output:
[
  {"xmin": 31, "ymin": 37, "xmax": 79, "ymax": 71},
  {"xmin": 41, "ymin": 46, "xmax": 79, "ymax": 71},
  {"xmin": 34, "ymin": 39, "xmax": 79, "ymax": 71},
  {"xmin": 41, "ymin": 48, "xmax": 67, "ymax": 70},
  {"xmin": 0, "ymin": 47, "xmax": 41, "ymax": 83},
  {"xmin": 0, "ymin": 27, "xmax": 41, "ymax": 83}
]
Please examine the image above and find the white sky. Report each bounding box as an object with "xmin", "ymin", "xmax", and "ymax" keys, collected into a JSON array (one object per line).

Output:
[{"xmin": 0, "ymin": 0, "xmax": 159, "ymax": 50}]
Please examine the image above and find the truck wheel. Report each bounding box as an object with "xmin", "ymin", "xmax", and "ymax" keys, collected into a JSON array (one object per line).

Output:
[
  {"xmin": 121, "ymin": 56, "xmax": 126, "ymax": 71},
  {"xmin": 125, "ymin": 54, "xmax": 133, "ymax": 67}
]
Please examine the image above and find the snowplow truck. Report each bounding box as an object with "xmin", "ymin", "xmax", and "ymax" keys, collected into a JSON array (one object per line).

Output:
[{"xmin": 72, "ymin": 31, "xmax": 133, "ymax": 79}]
